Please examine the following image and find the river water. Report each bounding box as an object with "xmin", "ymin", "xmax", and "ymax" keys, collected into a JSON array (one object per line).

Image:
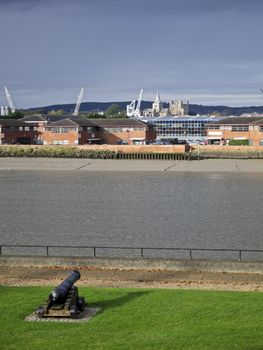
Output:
[{"xmin": 0, "ymin": 170, "xmax": 262, "ymax": 256}]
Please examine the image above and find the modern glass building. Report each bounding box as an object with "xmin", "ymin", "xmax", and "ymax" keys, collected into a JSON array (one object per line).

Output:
[{"xmin": 142, "ymin": 115, "xmax": 225, "ymax": 143}]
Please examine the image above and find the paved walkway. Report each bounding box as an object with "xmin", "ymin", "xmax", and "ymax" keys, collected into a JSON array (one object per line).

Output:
[{"xmin": 0, "ymin": 266, "xmax": 262, "ymax": 291}]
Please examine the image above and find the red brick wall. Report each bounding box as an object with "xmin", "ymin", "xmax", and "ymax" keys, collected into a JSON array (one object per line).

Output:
[
  {"xmin": 78, "ymin": 144, "xmax": 188, "ymax": 153},
  {"xmin": 77, "ymin": 127, "xmax": 156, "ymax": 145},
  {"xmin": 1, "ymin": 130, "xmax": 34, "ymax": 144},
  {"xmin": 207, "ymin": 127, "xmax": 263, "ymax": 146},
  {"xmin": 42, "ymin": 131, "xmax": 79, "ymax": 145},
  {"xmin": 191, "ymin": 145, "xmax": 263, "ymax": 151}
]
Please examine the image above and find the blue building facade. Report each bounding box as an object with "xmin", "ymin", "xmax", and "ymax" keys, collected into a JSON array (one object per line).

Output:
[{"xmin": 142, "ymin": 116, "xmax": 225, "ymax": 143}]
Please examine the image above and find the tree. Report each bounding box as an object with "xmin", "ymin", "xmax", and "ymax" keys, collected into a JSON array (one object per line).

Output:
[
  {"xmin": 79, "ymin": 112, "xmax": 106, "ymax": 119},
  {"xmin": 9, "ymin": 110, "xmax": 25, "ymax": 119},
  {"xmin": 47, "ymin": 109, "xmax": 65, "ymax": 116},
  {"xmin": 105, "ymin": 104, "xmax": 122, "ymax": 118}
]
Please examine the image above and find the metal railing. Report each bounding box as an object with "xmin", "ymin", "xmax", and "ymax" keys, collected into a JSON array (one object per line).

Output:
[
  {"xmin": 0, "ymin": 244, "xmax": 263, "ymax": 261},
  {"xmin": 116, "ymin": 153, "xmax": 192, "ymax": 160}
]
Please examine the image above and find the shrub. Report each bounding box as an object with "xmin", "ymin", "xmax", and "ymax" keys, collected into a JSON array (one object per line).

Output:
[{"xmin": 228, "ymin": 139, "xmax": 249, "ymax": 146}]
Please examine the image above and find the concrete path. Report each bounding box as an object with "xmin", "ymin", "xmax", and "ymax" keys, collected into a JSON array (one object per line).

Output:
[{"xmin": 0, "ymin": 266, "xmax": 262, "ymax": 292}]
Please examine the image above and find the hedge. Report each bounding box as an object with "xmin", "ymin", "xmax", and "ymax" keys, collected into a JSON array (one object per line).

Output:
[
  {"xmin": 0, "ymin": 146, "xmax": 117, "ymax": 159},
  {"xmin": 228, "ymin": 139, "xmax": 250, "ymax": 146}
]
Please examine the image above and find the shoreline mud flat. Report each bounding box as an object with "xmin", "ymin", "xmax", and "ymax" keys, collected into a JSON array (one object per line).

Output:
[{"xmin": 0, "ymin": 157, "xmax": 263, "ymax": 172}]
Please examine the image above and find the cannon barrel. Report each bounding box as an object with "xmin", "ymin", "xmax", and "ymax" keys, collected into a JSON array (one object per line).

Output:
[{"xmin": 49, "ymin": 270, "xmax": 80, "ymax": 304}]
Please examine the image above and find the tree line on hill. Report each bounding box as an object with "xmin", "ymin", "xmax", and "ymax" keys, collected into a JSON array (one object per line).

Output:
[{"xmin": 5, "ymin": 101, "xmax": 263, "ymax": 119}]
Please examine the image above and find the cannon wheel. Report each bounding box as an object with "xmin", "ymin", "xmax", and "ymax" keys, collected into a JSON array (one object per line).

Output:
[
  {"xmin": 69, "ymin": 306, "xmax": 78, "ymax": 319},
  {"xmin": 36, "ymin": 306, "xmax": 45, "ymax": 318},
  {"xmin": 77, "ymin": 297, "xmax": 86, "ymax": 312}
]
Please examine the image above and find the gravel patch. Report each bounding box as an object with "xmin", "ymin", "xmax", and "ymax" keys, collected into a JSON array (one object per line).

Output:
[{"xmin": 25, "ymin": 307, "xmax": 101, "ymax": 323}]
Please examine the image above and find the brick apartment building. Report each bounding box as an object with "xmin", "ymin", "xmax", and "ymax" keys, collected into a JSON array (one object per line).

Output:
[
  {"xmin": 3, "ymin": 115, "xmax": 263, "ymax": 147},
  {"xmin": 42, "ymin": 118, "xmax": 156, "ymax": 146},
  {"xmin": 0, "ymin": 119, "xmax": 34, "ymax": 144},
  {"xmin": 21, "ymin": 115, "xmax": 48, "ymax": 144},
  {"xmin": 206, "ymin": 117, "xmax": 263, "ymax": 145},
  {"xmin": 0, "ymin": 116, "xmax": 155, "ymax": 146}
]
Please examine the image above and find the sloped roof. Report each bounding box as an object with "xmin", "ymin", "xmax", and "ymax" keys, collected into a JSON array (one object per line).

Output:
[
  {"xmin": 91, "ymin": 118, "xmax": 146, "ymax": 127},
  {"xmin": 45, "ymin": 117, "xmax": 147, "ymax": 128},
  {"xmin": 46, "ymin": 118, "xmax": 78, "ymax": 127},
  {"xmin": 210, "ymin": 117, "xmax": 263, "ymax": 125},
  {"xmin": 21, "ymin": 115, "xmax": 47, "ymax": 123},
  {"xmin": 0, "ymin": 119, "xmax": 27, "ymax": 127},
  {"xmin": 75, "ymin": 118, "xmax": 147, "ymax": 128}
]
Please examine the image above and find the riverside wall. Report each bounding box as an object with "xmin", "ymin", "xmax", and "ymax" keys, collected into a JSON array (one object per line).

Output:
[
  {"xmin": 190, "ymin": 145, "xmax": 263, "ymax": 158},
  {"xmin": 68, "ymin": 144, "xmax": 189, "ymax": 154},
  {"xmin": 0, "ymin": 144, "xmax": 189, "ymax": 154},
  {"xmin": 2, "ymin": 144, "xmax": 263, "ymax": 158},
  {"xmin": 1, "ymin": 256, "xmax": 263, "ymax": 274}
]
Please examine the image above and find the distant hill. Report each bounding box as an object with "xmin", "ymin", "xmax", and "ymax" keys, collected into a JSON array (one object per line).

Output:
[{"xmin": 27, "ymin": 101, "xmax": 263, "ymax": 116}]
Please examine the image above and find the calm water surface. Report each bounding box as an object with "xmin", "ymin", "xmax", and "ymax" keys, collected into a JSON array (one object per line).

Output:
[{"xmin": 0, "ymin": 170, "xmax": 262, "ymax": 250}]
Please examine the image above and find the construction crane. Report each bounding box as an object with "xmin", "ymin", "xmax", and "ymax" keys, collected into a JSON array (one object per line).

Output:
[
  {"xmin": 134, "ymin": 89, "xmax": 143, "ymax": 117},
  {"xmin": 73, "ymin": 87, "xmax": 84, "ymax": 117},
  {"xmin": 4, "ymin": 86, "xmax": 16, "ymax": 113},
  {"xmin": 126, "ymin": 89, "xmax": 143, "ymax": 118},
  {"xmin": 126, "ymin": 99, "xmax": 136, "ymax": 117}
]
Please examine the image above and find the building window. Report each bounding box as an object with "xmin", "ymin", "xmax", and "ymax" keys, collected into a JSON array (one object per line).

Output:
[
  {"xmin": 207, "ymin": 125, "xmax": 220, "ymax": 130},
  {"xmin": 232, "ymin": 126, "xmax": 249, "ymax": 132},
  {"xmin": 104, "ymin": 127, "xmax": 123, "ymax": 132},
  {"xmin": 61, "ymin": 127, "xmax": 69, "ymax": 133},
  {"xmin": 46, "ymin": 127, "xmax": 77, "ymax": 133}
]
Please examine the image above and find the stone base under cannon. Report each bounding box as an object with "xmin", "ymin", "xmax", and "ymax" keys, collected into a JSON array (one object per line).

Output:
[{"xmin": 36, "ymin": 286, "xmax": 86, "ymax": 319}]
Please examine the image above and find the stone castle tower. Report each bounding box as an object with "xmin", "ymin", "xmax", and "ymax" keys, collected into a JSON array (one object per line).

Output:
[{"xmin": 169, "ymin": 100, "xmax": 189, "ymax": 116}]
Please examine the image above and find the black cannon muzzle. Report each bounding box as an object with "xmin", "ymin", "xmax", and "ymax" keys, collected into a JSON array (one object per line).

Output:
[{"xmin": 49, "ymin": 270, "xmax": 81, "ymax": 305}]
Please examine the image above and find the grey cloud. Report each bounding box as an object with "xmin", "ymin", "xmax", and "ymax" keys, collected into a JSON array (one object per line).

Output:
[
  {"xmin": 1, "ymin": 0, "xmax": 263, "ymax": 15},
  {"xmin": 79, "ymin": 0, "xmax": 263, "ymax": 16},
  {"xmin": 0, "ymin": 0, "xmax": 262, "ymax": 108},
  {"xmin": 0, "ymin": 0, "xmax": 59, "ymax": 11}
]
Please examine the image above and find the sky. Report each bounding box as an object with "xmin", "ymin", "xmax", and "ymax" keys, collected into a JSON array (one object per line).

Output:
[{"xmin": 0, "ymin": 0, "xmax": 263, "ymax": 108}]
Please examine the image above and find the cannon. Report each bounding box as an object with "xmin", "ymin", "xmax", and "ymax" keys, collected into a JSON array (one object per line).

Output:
[{"xmin": 36, "ymin": 270, "xmax": 86, "ymax": 319}]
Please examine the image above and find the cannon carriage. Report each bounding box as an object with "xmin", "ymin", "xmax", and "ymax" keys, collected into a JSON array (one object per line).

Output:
[{"xmin": 36, "ymin": 270, "xmax": 86, "ymax": 319}]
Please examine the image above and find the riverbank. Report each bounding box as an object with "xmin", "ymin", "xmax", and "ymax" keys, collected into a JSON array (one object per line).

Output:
[
  {"xmin": 0, "ymin": 157, "xmax": 263, "ymax": 172},
  {"xmin": 0, "ymin": 264, "xmax": 262, "ymax": 291},
  {"xmin": 1, "ymin": 256, "xmax": 262, "ymax": 291}
]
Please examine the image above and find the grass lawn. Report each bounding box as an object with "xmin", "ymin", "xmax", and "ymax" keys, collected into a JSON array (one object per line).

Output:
[{"xmin": 0, "ymin": 286, "xmax": 262, "ymax": 350}]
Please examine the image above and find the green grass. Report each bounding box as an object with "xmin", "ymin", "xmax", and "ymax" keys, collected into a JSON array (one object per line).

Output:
[{"xmin": 0, "ymin": 286, "xmax": 262, "ymax": 350}]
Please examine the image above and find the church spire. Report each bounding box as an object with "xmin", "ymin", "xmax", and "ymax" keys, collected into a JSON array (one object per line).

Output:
[{"xmin": 154, "ymin": 91, "xmax": 161, "ymax": 104}]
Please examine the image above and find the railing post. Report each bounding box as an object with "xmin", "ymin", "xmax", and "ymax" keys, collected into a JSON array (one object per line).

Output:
[
  {"xmin": 46, "ymin": 246, "xmax": 49, "ymax": 256},
  {"xmin": 239, "ymin": 250, "xmax": 242, "ymax": 261},
  {"xmin": 0, "ymin": 245, "xmax": 2, "ymax": 255},
  {"xmin": 189, "ymin": 250, "xmax": 192, "ymax": 260},
  {"xmin": 141, "ymin": 248, "xmax": 144, "ymax": 258},
  {"xmin": 94, "ymin": 247, "xmax": 96, "ymax": 258}
]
